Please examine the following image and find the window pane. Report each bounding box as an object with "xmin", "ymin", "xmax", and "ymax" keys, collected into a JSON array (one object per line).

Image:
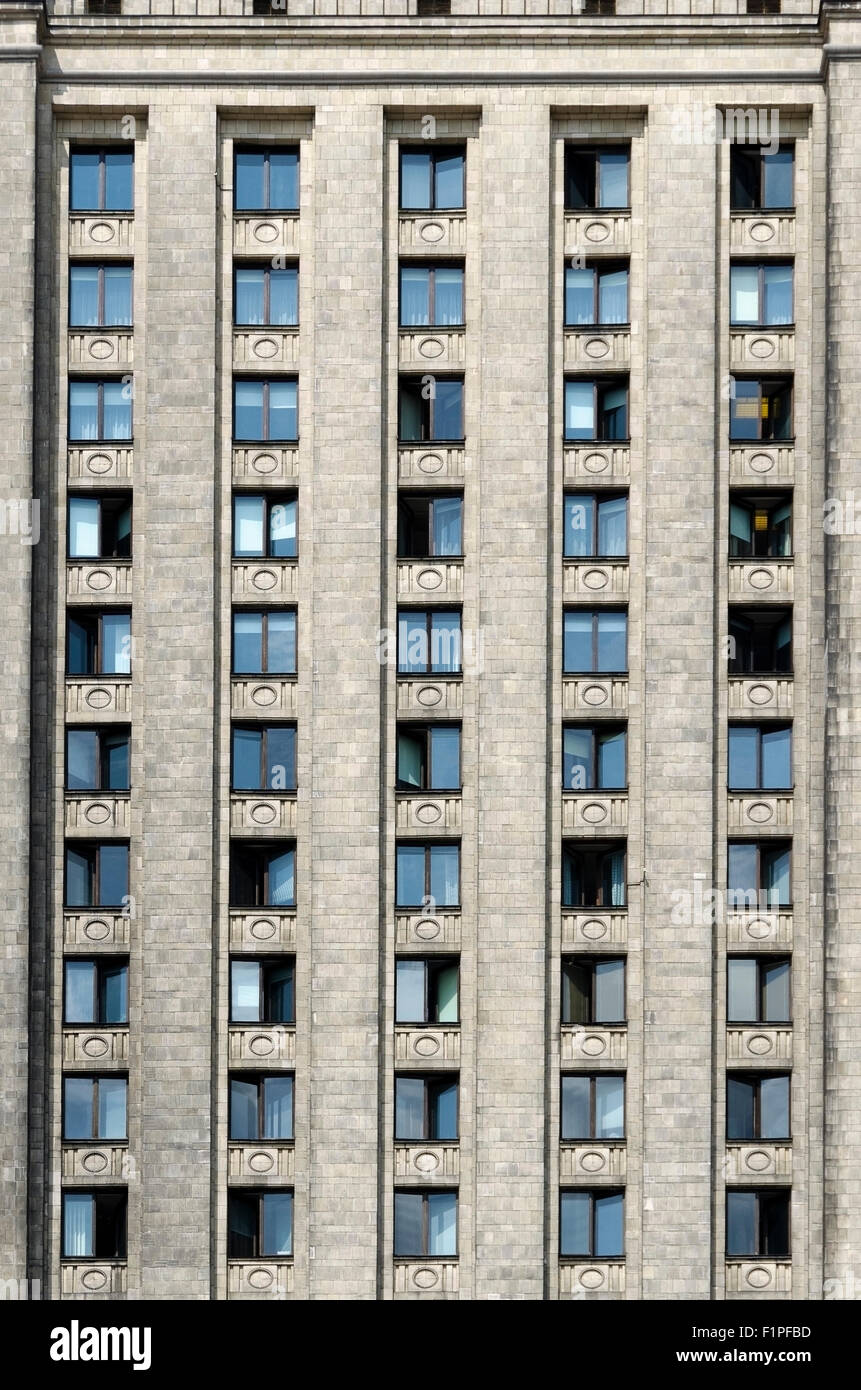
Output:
[
  {"xmin": 398, "ymin": 382, "xmax": 423, "ymax": 440},
  {"xmin": 99, "ymin": 1078, "xmax": 127, "ymax": 1140},
  {"xmin": 763, "ymin": 265, "xmax": 792, "ymax": 326},
  {"xmin": 65, "ymin": 961, "xmax": 96, "ymax": 1023},
  {"xmin": 104, "ymin": 731, "xmax": 129, "ymax": 790},
  {"xmin": 728, "ymin": 725, "xmax": 759, "ymax": 790},
  {"xmin": 401, "ymin": 152, "xmax": 431, "ymax": 210},
  {"xmin": 763, "ymin": 149, "xmax": 793, "ymax": 208},
  {"xmin": 761, "ymin": 1193, "xmax": 789, "ymax": 1257},
  {"xmin": 594, "ymin": 959, "xmax": 624, "ymax": 1022},
  {"xmin": 429, "ymin": 727, "xmax": 459, "ymax": 789},
  {"xmin": 235, "ymin": 268, "xmax": 265, "ymax": 325},
  {"xmin": 430, "ymin": 612, "xmax": 461, "ymax": 673},
  {"xmin": 727, "ymin": 1076, "xmax": 756, "ymax": 1140},
  {"xmin": 263, "ymin": 1077, "xmax": 293, "ymax": 1140},
  {"xmin": 102, "ymin": 614, "xmax": 131, "ymax": 674},
  {"xmin": 267, "ymin": 850, "xmax": 295, "ymax": 906},
  {"xmin": 63, "ymin": 1193, "xmax": 93, "ymax": 1258},
  {"xmin": 601, "ymin": 386, "xmax": 628, "ymax": 440},
  {"xmin": 564, "ymin": 495, "xmax": 595, "ymax": 557},
  {"xmin": 563, "ymin": 727, "xmax": 592, "ymax": 790},
  {"xmin": 561, "ymin": 1075, "xmax": 590, "ymax": 1139},
  {"xmin": 227, "ymin": 1193, "xmax": 257, "ymax": 1258},
  {"xmin": 435, "ymin": 154, "xmax": 464, "ymax": 209},
  {"xmin": 761, "ymin": 727, "xmax": 791, "ymax": 789},
  {"xmin": 64, "ymin": 1078, "xmax": 95, "ymax": 1140},
  {"xmin": 597, "ymin": 152, "xmax": 628, "ymax": 207},
  {"xmin": 429, "ymin": 844, "xmax": 459, "ymax": 907},
  {"xmin": 233, "ymin": 727, "xmax": 262, "ymax": 790},
  {"xmin": 394, "ymin": 1192, "xmax": 424, "ymax": 1255},
  {"xmin": 764, "ymin": 847, "xmax": 790, "ymax": 906},
  {"xmin": 728, "ymin": 958, "xmax": 758, "ymax": 1022},
  {"xmin": 69, "ymin": 266, "xmax": 100, "ymax": 327},
  {"xmin": 230, "ymin": 1078, "xmax": 259, "ymax": 1140},
  {"xmin": 104, "ymin": 152, "xmax": 133, "ymax": 212},
  {"xmin": 604, "ymin": 849, "xmax": 626, "ymax": 907},
  {"xmin": 395, "ymin": 959, "xmax": 425, "ymax": 1023},
  {"xmin": 432, "ymin": 497, "xmax": 462, "ymax": 555},
  {"xmin": 101, "ymin": 965, "xmax": 128, "ymax": 1024},
  {"xmin": 433, "ymin": 381, "xmax": 463, "ymax": 440},
  {"xmin": 561, "ymin": 960, "xmax": 590, "ymax": 1025},
  {"xmin": 435, "ymin": 964, "xmax": 459, "ymax": 1023},
  {"xmin": 434, "ymin": 1082, "xmax": 458, "ymax": 1141},
  {"xmin": 234, "ymin": 496, "xmax": 265, "ymax": 557},
  {"xmin": 266, "ymin": 727, "xmax": 295, "ymax": 790},
  {"xmin": 760, "ymin": 1075, "xmax": 790, "ymax": 1140},
  {"xmin": 102, "ymin": 382, "xmax": 131, "ymax": 440},
  {"xmin": 67, "ymin": 729, "xmax": 99, "ymax": 790},
  {"xmin": 235, "ymin": 151, "xmax": 265, "ymax": 209},
  {"xmin": 427, "ymin": 1192, "xmax": 457, "ymax": 1255},
  {"xmin": 560, "ymin": 1191, "xmax": 591, "ymax": 1256},
  {"xmin": 728, "ymin": 843, "xmax": 758, "ymax": 905},
  {"xmin": 564, "ymin": 381, "xmax": 594, "ymax": 440},
  {"xmin": 234, "ymin": 380, "xmax": 264, "ymax": 440},
  {"xmin": 267, "ymin": 611, "xmax": 296, "ymax": 674},
  {"xmin": 268, "ymin": 152, "xmax": 298, "ymax": 210},
  {"xmin": 594, "ymin": 1192, "xmax": 623, "ymax": 1256},
  {"xmin": 266, "ymin": 963, "xmax": 294, "ymax": 1023},
  {"xmin": 400, "ymin": 267, "xmax": 429, "ymax": 326},
  {"xmin": 70, "ymin": 152, "xmax": 100, "ymax": 211},
  {"xmin": 397, "ymin": 731, "xmax": 424, "ymax": 789},
  {"xmin": 565, "ymin": 268, "xmax": 595, "ymax": 326},
  {"xmin": 69, "ymin": 382, "xmax": 100, "ymax": 441},
  {"xmin": 731, "ymin": 147, "xmax": 759, "ymax": 210},
  {"xmin": 231, "ymin": 960, "xmax": 261, "ymax": 1022},
  {"xmin": 596, "ymin": 612, "xmax": 626, "ymax": 672},
  {"xmin": 66, "ymin": 848, "xmax": 92, "ymax": 907},
  {"xmin": 262, "ymin": 1192, "xmax": 292, "ymax": 1256},
  {"xmin": 269, "ymin": 268, "xmax": 298, "ymax": 326},
  {"xmin": 595, "ymin": 1076, "xmax": 624, "ymax": 1139},
  {"xmin": 98, "ymin": 844, "xmax": 128, "ymax": 905},
  {"xmin": 731, "ymin": 265, "xmax": 760, "ymax": 324},
  {"xmin": 563, "ymin": 611, "xmax": 592, "ymax": 672},
  {"xmin": 233, "ymin": 613, "xmax": 262, "ymax": 673},
  {"xmin": 730, "ymin": 502, "xmax": 753, "ymax": 555},
  {"xmin": 763, "ymin": 960, "xmax": 790, "ymax": 1022},
  {"xmin": 597, "ymin": 496, "xmax": 627, "ymax": 556},
  {"xmin": 104, "ymin": 266, "xmax": 132, "ymax": 326},
  {"xmin": 726, "ymin": 1191, "xmax": 756, "ymax": 1256},
  {"xmin": 598, "ymin": 730, "xmax": 626, "ymax": 789},
  {"xmin": 395, "ymin": 1077, "xmax": 425, "ymax": 1140},
  {"xmin": 270, "ymin": 499, "xmax": 297, "ymax": 557},
  {"xmin": 730, "ymin": 378, "xmax": 760, "ymax": 440},
  {"xmin": 268, "ymin": 381, "xmax": 298, "ymax": 440},
  {"xmin": 599, "ymin": 268, "xmax": 628, "ymax": 324},
  {"xmin": 434, "ymin": 267, "xmax": 463, "ymax": 325},
  {"xmin": 396, "ymin": 845, "xmax": 425, "ymax": 907}
]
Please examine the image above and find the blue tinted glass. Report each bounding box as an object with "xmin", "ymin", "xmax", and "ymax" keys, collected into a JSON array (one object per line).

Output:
[
  {"xmin": 560, "ymin": 1192, "xmax": 591, "ymax": 1255},
  {"xmin": 564, "ymin": 611, "xmax": 592, "ymax": 672},
  {"xmin": 269, "ymin": 269, "xmax": 298, "ymax": 326},
  {"xmin": 434, "ymin": 1081, "xmax": 458, "ymax": 1140},
  {"xmin": 394, "ymin": 1192, "xmax": 423, "ymax": 1255},
  {"xmin": 65, "ymin": 961, "xmax": 96, "ymax": 1023},
  {"xmin": 596, "ymin": 612, "xmax": 626, "ymax": 671},
  {"xmin": 266, "ymin": 726, "xmax": 295, "ymax": 790},
  {"xmin": 729, "ymin": 725, "xmax": 758, "ymax": 790},
  {"xmin": 398, "ymin": 612, "xmax": 428, "ymax": 674},
  {"xmin": 69, "ymin": 266, "xmax": 100, "ymax": 327},
  {"xmin": 104, "ymin": 732, "xmax": 129, "ymax": 790},
  {"xmin": 263, "ymin": 1076, "xmax": 293, "ymax": 1140},
  {"xmin": 434, "ymin": 267, "xmax": 463, "ymax": 325},
  {"xmin": 101, "ymin": 965, "xmax": 128, "ymax": 1024},
  {"xmin": 102, "ymin": 381, "xmax": 132, "ymax": 440},
  {"xmin": 763, "ymin": 149, "xmax": 793, "ymax": 208},
  {"xmin": 67, "ymin": 730, "xmax": 99, "ymax": 790},
  {"xmin": 233, "ymin": 727, "xmax": 262, "ymax": 790},
  {"xmin": 597, "ymin": 495, "xmax": 627, "ymax": 555},
  {"xmin": 63, "ymin": 1193, "xmax": 93, "ymax": 1258},
  {"xmin": 262, "ymin": 1193, "xmax": 292, "ymax": 1256},
  {"xmin": 270, "ymin": 499, "xmax": 296, "ymax": 557},
  {"xmin": 396, "ymin": 845, "xmax": 425, "ymax": 907},
  {"xmin": 268, "ymin": 152, "xmax": 298, "ymax": 210},
  {"xmin": 564, "ymin": 495, "xmax": 595, "ymax": 556},
  {"xmin": 564, "ymin": 381, "xmax": 594, "ymax": 440},
  {"xmin": 430, "ymin": 612, "xmax": 461, "ymax": 673},
  {"xmin": 66, "ymin": 848, "xmax": 92, "ymax": 907},
  {"xmin": 235, "ymin": 268, "xmax": 265, "ymax": 325},
  {"xmin": 599, "ymin": 268, "xmax": 628, "ymax": 324},
  {"xmin": 598, "ymin": 730, "xmax": 626, "ymax": 788},
  {"xmin": 400, "ymin": 267, "xmax": 429, "ymax": 326},
  {"xmin": 429, "ymin": 844, "xmax": 459, "ymax": 907},
  {"xmin": 64, "ymin": 1079, "xmax": 94, "ymax": 1140},
  {"xmin": 433, "ymin": 381, "xmax": 463, "ymax": 440},
  {"xmin": 563, "ymin": 727, "xmax": 592, "ymax": 789},
  {"xmin": 429, "ymin": 727, "xmax": 459, "ymax": 789},
  {"xmin": 235, "ymin": 151, "xmax": 265, "ymax": 209},
  {"xmin": 434, "ymin": 154, "xmax": 464, "ymax": 210},
  {"xmin": 760, "ymin": 1075, "xmax": 789, "ymax": 1139},
  {"xmin": 268, "ymin": 849, "xmax": 295, "ymax": 906},
  {"xmin": 268, "ymin": 381, "xmax": 297, "ymax": 440},
  {"xmin": 565, "ymin": 268, "xmax": 595, "ymax": 325},
  {"xmin": 597, "ymin": 152, "xmax": 628, "ymax": 207},
  {"xmin": 267, "ymin": 611, "xmax": 296, "ymax": 673},
  {"xmin": 104, "ymin": 152, "xmax": 133, "ymax": 212},
  {"xmin": 102, "ymin": 614, "xmax": 131, "ymax": 674},
  {"xmin": 427, "ymin": 1192, "xmax": 457, "ymax": 1255},
  {"xmin": 98, "ymin": 844, "xmax": 128, "ymax": 905},
  {"xmin": 395, "ymin": 1078, "xmax": 424, "ymax": 1140},
  {"xmin": 401, "ymin": 152, "xmax": 431, "ymax": 210},
  {"xmin": 727, "ymin": 1191, "xmax": 756, "ymax": 1256},
  {"xmin": 99, "ymin": 1078, "xmax": 127, "ymax": 1139},
  {"xmin": 763, "ymin": 265, "xmax": 793, "ymax": 326},
  {"xmin": 69, "ymin": 382, "xmax": 100, "ymax": 441},
  {"xmin": 432, "ymin": 497, "xmax": 462, "ymax": 555},
  {"xmin": 70, "ymin": 152, "xmax": 100, "ymax": 211},
  {"xmin": 104, "ymin": 266, "xmax": 132, "ymax": 325},
  {"xmin": 594, "ymin": 1192, "xmax": 623, "ymax": 1256},
  {"xmin": 233, "ymin": 612, "xmax": 263, "ymax": 673},
  {"xmin": 234, "ymin": 381, "xmax": 264, "ymax": 440},
  {"xmin": 561, "ymin": 1076, "xmax": 591, "ymax": 1139},
  {"xmin": 230, "ymin": 1079, "xmax": 258, "ymax": 1140}
]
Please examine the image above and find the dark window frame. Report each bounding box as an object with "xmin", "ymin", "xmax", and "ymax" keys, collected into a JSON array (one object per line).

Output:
[
  {"xmin": 63, "ymin": 958, "xmax": 129, "ymax": 1026},
  {"xmin": 227, "ymin": 1189, "xmax": 294, "ymax": 1259},
  {"xmin": 564, "ymin": 260, "xmax": 630, "ymax": 327},
  {"xmin": 560, "ymin": 1072, "xmax": 626, "ymax": 1142},
  {"xmin": 68, "ymin": 263, "xmax": 134, "ymax": 328},
  {"xmin": 727, "ymin": 955, "xmax": 792, "ymax": 1025},
  {"xmin": 730, "ymin": 261, "xmax": 794, "ymax": 328},
  {"xmin": 229, "ymin": 841, "xmax": 297, "ymax": 909},
  {"xmin": 395, "ymin": 955, "xmax": 460, "ymax": 1025},
  {"xmin": 393, "ymin": 1188, "xmax": 459, "ymax": 1258},
  {"xmin": 228, "ymin": 956, "xmax": 296, "ymax": 1025},
  {"xmin": 726, "ymin": 1071, "xmax": 792, "ymax": 1142},
  {"xmin": 729, "ymin": 376, "xmax": 794, "ymax": 442},
  {"xmin": 67, "ymin": 493, "xmax": 133, "ymax": 560},
  {"xmin": 563, "ymin": 145, "xmax": 631, "ymax": 212},
  {"xmin": 562, "ymin": 723, "xmax": 628, "ymax": 791},
  {"xmin": 232, "ymin": 491, "xmax": 298, "ymax": 559},
  {"xmin": 68, "ymin": 379, "xmax": 133, "ymax": 443},
  {"xmin": 561, "ymin": 954, "xmax": 627, "ymax": 1024},
  {"xmin": 230, "ymin": 723, "xmax": 297, "ymax": 793},
  {"xmin": 727, "ymin": 723, "xmax": 793, "ymax": 791},
  {"xmin": 64, "ymin": 841, "xmax": 129, "ymax": 910},
  {"xmin": 60, "ymin": 1189, "xmax": 127, "ymax": 1261},
  {"xmin": 232, "ymin": 377, "xmax": 299, "ymax": 443},
  {"xmin": 233, "ymin": 262, "xmax": 299, "ymax": 327},
  {"xmin": 728, "ymin": 607, "xmax": 792, "ymax": 677},
  {"xmin": 398, "ymin": 262, "xmax": 465, "ymax": 328},
  {"xmin": 62, "ymin": 1074, "xmax": 129, "ymax": 1143},
  {"xmin": 559, "ymin": 1188, "xmax": 625, "ymax": 1259},
  {"xmin": 395, "ymin": 722, "xmax": 462, "ymax": 792},
  {"xmin": 395, "ymin": 840, "xmax": 462, "ymax": 908},
  {"xmin": 563, "ymin": 607, "xmax": 628, "ymax": 675},
  {"xmin": 563, "ymin": 377, "xmax": 630, "ymax": 444},
  {"xmin": 562, "ymin": 841, "xmax": 628, "ymax": 910},
  {"xmin": 397, "ymin": 492, "xmax": 464, "ymax": 559},
  {"xmin": 397, "ymin": 606, "xmax": 463, "ymax": 676},
  {"xmin": 728, "ymin": 489, "xmax": 793, "ymax": 559},
  {"xmin": 233, "ymin": 146, "xmax": 300, "ymax": 213},
  {"xmin": 231, "ymin": 607, "xmax": 298, "ymax": 676},
  {"xmin": 398, "ymin": 375, "xmax": 465, "ymax": 444},
  {"xmin": 69, "ymin": 148, "xmax": 134, "ymax": 214},
  {"xmin": 228, "ymin": 1073, "xmax": 295, "ymax": 1143},
  {"xmin": 394, "ymin": 1073, "xmax": 460, "ymax": 1142},
  {"xmin": 730, "ymin": 143, "xmax": 794, "ymax": 212},
  {"xmin": 66, "ymin": 609, "xmax": 132, "ymax": 677},
  {"xmin": 563, "ymin": 490, "xmax": 629, "ymax": 558},
  {"xmin": 398, "ymin": 145, "xmax": 466, "ymax": 212},
  {"xmin": 727, "ymin": 839, "xmax": 792, "ymax": 908},
  {"xmin": 65, "ymin": 726, "xmax": 131, "ymax": 793},
  {"xmin": 726, "ymin": 1188, "xmax": 791, "ymax": 1258}
]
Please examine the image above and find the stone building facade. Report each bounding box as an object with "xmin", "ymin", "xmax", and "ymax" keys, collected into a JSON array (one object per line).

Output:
[{"xmin": 0, "ymin": 0, "xmax": 859, "ymax": 1300}]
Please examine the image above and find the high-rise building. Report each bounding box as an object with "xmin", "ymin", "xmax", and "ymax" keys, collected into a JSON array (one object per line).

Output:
[{"xmin": 1, "ymin": 0, "xmax": 859, "ymax": 1302}]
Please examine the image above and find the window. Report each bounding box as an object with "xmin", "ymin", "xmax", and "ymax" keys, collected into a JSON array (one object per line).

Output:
[
  {"xmin": 745, "ymin": 0, "xmax": 780, "ymax": 14},
  {"xmin": 563, "ymin": 843, "xmax": 627, "ymax": 909},
  {"xmin": 232, "ymin": 725, "xmax": 296, "ymax": 792},
  {"xmin": 561, "ymin": 956, "xmax": 626, "ymax": 1023},
  {"xmin": 416, "ymin": 0, "xmax": 451, "ymax": 13},
  {"xmin": 396, "ymin": 843, "xmax": 460, "ymax": 908},
  {"xmin": 63, "ymin": 1076, "xmax": 127, "ymax": 1141},
  {"xmin": 564, "ymin": 146, "xmax": 629, "ymax": 210},
  {"xmin": 62, "ymin": 1191, "xmax": 127, "ymax": 1260},
  {"xmin": 233, "ymin": 494, "xmax": 297, "ymax": 559},
  {"xmin": 67, "ymin": 611, "xmax": 131, "ymax": 676},
  {"xmin": 86, "ymin": 0, "xmax": 122, "ymax": 13},
  {"xmin": 397, "ymin": 494, "xmax": 462, "ymax": 557},
  {"xmin": 70, "ymin": 149, "xmax": 133, "ymax": 213},
  {"xmin": 234, "ymin": 265, "xmax": 298, "ymax": 327},
  {"xmin": 233, "ymin": 379, "xmax": 298, "ymax": 442},
  {"xmin": 229, "ymin": 1075, "xmax": 294, "ymax": 1141},
  {"xmin": 69, "ymin": 265, "xmax": 132, "ymax": 328},
  {"xmin": 565, "ymin": 262, "xmax": 628, "ymax": 326},
  {"xmin": 397, "ymin": 609, "xmax": 461, "ymax": 674},
  {"xmin": 400, "ymin": 147, "xmax": 464, "ymax": 211},
  {"xmin": 230, "ymin": 958, "xmax": 295, "ymax": 1024},
  {"xmin": 560, "ymin": 1190, "xmax": 624, "ymax": 1258},
  {"xmin": 232, "ymin": 610, "xmax": 296, "ymax": 675},
  {"xmin": 564, "ymin": 492, "xmax": 627, "ymax": 557},
  {"xmin": 729, "ymin": 378, "xmax": 792, "ymax": 442},
  {"xmin": 561, "ymin": 1074, "xmax": 624, "ymax": 1140},
  {"xmin": 395, "ymin": 1075, "xmax": 458, "ymax": 1141},
  {"xmin": 727, "ymin": 1074, "xmax": 790, "ymax": 1141},
  {"xmin": 394, "ymin": 1191, "xmax": 457, "ymax": 1257},
  {"xmin": 396, "ymin": 724, "xmax": 460, "ymax": 791},
  {"xmin": 563, "ymin": 609, "xmax": 627, "ymax": 673},
  {"xmin": 730, "ymin": 264, "xmax": 793, "ymax": 326},
  {"xmin": 65, "ymin": 843, "xmax": 129, "ymax": 909},
  {"xmin": 230, "ymin": 844, "xmax": 296, "ymax": 908},
  {"xmin": 399, "ymin": 376, "xmax": 464, "ymax": 442},
  {"xmin": 228, "ymin": 1192, "xmax": 293, "ymax": 1258},
  {"xmin": 564, "ymin": 379, "xmax": 628, "ymax": 442},
  {"xmin": 234, "ymin": 148, "xmax": 299, "ymax": 212},
  {"xmin": 728, "ymin": 725, "xmax": 791, "ymax": 790},
  {"xmin": 563, "ymin": 726, "xmax": 626, "ymax": 790},
  {"xmin": 582, "ymin": 0, "xmax": 616, "ymax": 12},
  {"xmin": 729, "ymin": 493, "xmax": 791, "ymax": 558},
  {"xmin": 399, "ymin": 265, "xmax": 464, "ymax": 327},
  {"xmin": 727, "ymin": 957, "xmax": 790, "ymax": 1024},
  {"xmin": 729, "ymin": 609, "xmax": 791, "ymax": 676},
  {"xmin": 66, "ymin": 728, "xmax": 130, "ymax": 792},
  {"xmin": 727, "ymin": 841, "xmax": 791, "ymax": 909},
  {"xmin": 68, "ymin": 495, "xmax": 131, "ymax": 559},
  {"xmin": 68, "ymin": 380, "xmax": 132, "ymax": 442},
  {"xmin": 731, "ymin": 144, "xmax": 793, "ymax": 211},
  {"xmin": 726, "ymin": 1190, "xmax": 789, "ymax": 1258},
  {"xmin": 395, "ymin": 957, "xmax": 459, "ymax": 1023},
  {"xmin": 64, "ymin": 959, "xmax": 128, "ymax": 1025}
]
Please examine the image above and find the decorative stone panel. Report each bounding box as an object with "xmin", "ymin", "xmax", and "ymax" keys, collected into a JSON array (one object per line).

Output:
[
  {"xmin": 398, "ymin": 444, "xmax": 466, "ymax": 484},
  {"xmin": 725, "ymin": 1260, "xmax": 791, "ymax": 1296},
  {"xmin": 394, "ymin": 1026, "xmax": 460, "ymax": 1066},
  {"xmin": 564, "ymin": 212, "xmax": 631, "ymax": 256},
  {"xmin": 394, "ymin": 1144, "xmax": 460, "ymax": 1182},
  {"xmin": 730, "ymin": 213, "xmax": 795, "ymax": 255},
  {"xmin": 69, "ymin": 213, "xmax": 133, "ymax": 257},
  {"xmin": 561, "ymin": 910, "xmax": 628, "ymax": 950},
  {"xmin": 231, "ymin": 678, "xmax": 297, "ymax": 720},
  {"xmin": 68, "ymin": 446, "xmax": 133, "ymax": 485},
  {"xmin": 229, "ymin": 794, "xmax": 297, "ymax": 835},
  {"xmin": 562, "ymin": 793, "xmax": 628, "ymax": 835},
  {"xmin": 228, "ymin": 1026, "xmax": 296, "ymax": 1066},
  {"xmin": 728, "ymin": 793, "xmax": 793, "ymax": 835},
  {"xmin": 395, "ymin": 910, "xmax": 461, "ymax": 950},
  {"xmin": 395, "ymin": 793, "xmax": 462, "ymax": 834},
  {"xmin": 233, "ymin": 329, "xmax": 299, "ymax": 371},
  {"xmin": 61, "ymin": 1262, "xmax": 128, "ymax": 1297},
  {"xmin": 232, "ymin": 560, "xmax": 297, "ymax": 602},
  {"xmin": 232, "ymin": 445, "xmax": 299, "ymax": 484},
  {"xmin": 64, "ymin": 911, "xmax": 131, "ymax": 951},
  {"xmin": 396, "ymin": 677, "xmax": 463, "ymax": 718},
  {"xmin": 729, "ymin": 445, "xmax": 794, "ymax": 484},
  {"xmin": 228, "ymin": 909, "xmax": 296, "ymax": 951},
  {"xmin": 726, "ymin": 910, "xmax": 792, "ymax": 951},
  {"xmin": 730, "ymin": 328, "xmax": 795, "ymax": 371},
  {"xmin": 728, "ymin": 559, "xmax": 793, "ymax": 601},
  {"xmin": 562, "ymin": 676, "xmax": 628, "ymax": 719},
  {"xmin": 227, "ymin": 1261, "xmax": 294, "ymax": 1299},
  {"xmin": 559, "ymin": 1261, "xmax": 626, "ymax": 1297},
  {"xmin": 233, "ymin": 213, "xmax": 299, "ymax": 257},
  {"xmin": 399, "ymin": 328, "xmax": 466, "ymax": 370},
  {"xmin": 726, "ymin": 1027, "xmax": 792, "ymax": 1065},
  {"xmin": 563, "ymin": 444, "xmax": 630, "ymax": 486},
  {"xmin": 560, "ymin": 1026, "xmax": 627, "ymax": 1066},
  {"xmin": 563, "ymin": 327, "xmax": 630, "ymax": 371},
  {"xmin": 393, "ymin": 1261, "xmax": 459, "ymax": 1296},
  {"xmin": 397, "ymin": 559, "xmax": 463, "ymax": 600},
  {"xmin": 562, "ymin": 558, "xmax": 629, "ymax": 602},
  {"xmin": 68, "ymin": 330, "xmax": 133, "ymax": 372},
  {"xmin": 728, "ymin": 677, "xmax": 793, "ymax": 719},
  {"xmin": 228, "ymin": 1144, "xmax": 295, "ymax": 1182},
  {"xmin": 725, "ymin": 1143, "xmax": 792, "ymax": 1183},
  {"xmin": 66, "ymin": 561, "xmax": 132, "ymax": 604},
  {"xmin": 63, "ymin": 1028, "xmax": 129, "ymax": 1068},
  {"xmin": 65, "ymin": 679, "xmax": 131, "ymax": 722},
  {"xmin": 559, "ymin": 1144, "xmax": 627, "ymax": 1183},
  {"xmin": 398, "ymin": 212, "xmax": 466, "ymax": 254},
  {"xmin": 62, "ymin": 1145, "xmax": 128, "ymax": 1182},
  {"xmin": 64, "ymin": 794, "xmax": 130, "ymax": 836}
]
